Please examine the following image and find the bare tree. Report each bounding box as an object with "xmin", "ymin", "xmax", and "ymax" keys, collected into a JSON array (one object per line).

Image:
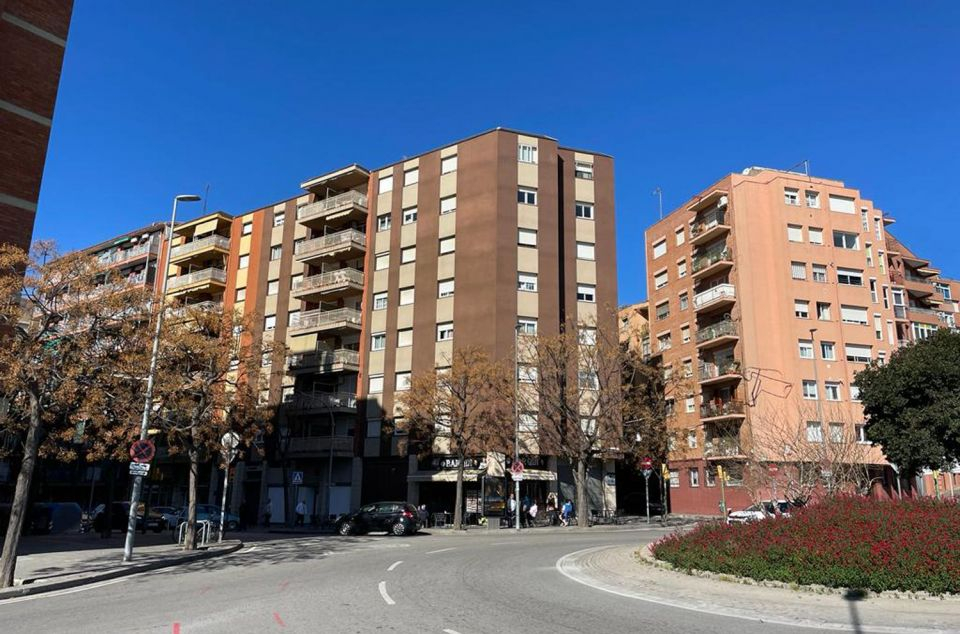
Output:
[{"xmin": 395, "ymin": 347, "xmax": 513, "ymax": 530}]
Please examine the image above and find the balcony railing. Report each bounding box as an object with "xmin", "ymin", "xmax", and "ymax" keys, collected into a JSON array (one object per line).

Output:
[
  {"xmin": 167, "ymin": 267, "xmax": 227, "ymax": 291},
  {"xmin": 696, "ymin": 319, "xmax": 738, "ymax": 344},
  {"xmin": 286, "ymin": 436, "xmax": 355, "ymax": 456},
  {"xmin": 288, "ymin": 348, "xmax": 360, "ymax": 372},
  {"xmin": 283, "ymin": 391, "xmax": 358, "ymax": 411},
  {"xmin": 700, "ymin": 400, "xmax": 746, "ymax": 419},
  {"xmin": 289, "ymin": 307, "xmax": 362, "ymax": 333},
  {"xmin": 169, "ymin": 234, "xmax": 231, "ymax": 261},
  {"xmin": 294, "ymin": 268, "xmax": 364, "ymax": 294},
  {"xmin": 904, "ymin": 272, "xmax": 932, "ymax": 284},
  {"xmin": 98, "ymin": 241, "xmax": 159, "ymax": 266},
  {"xmin": 699, "ymin": 360, "xmax": 740, "ymax": 380},
  {"xmin": 694, "ymin": 283, "xmax": 736, "ymax": 310},
  {"xmin": 692, "ymin": 247, "xmax": 732, "ymax": 273},
  {"xmin": 297, "ymin": 191, "xmax": 367, "ymax": 223},
  {"xmin": 168, "ymin": 300, "xmax": 222, "ymax": 319},
  {"xmin": 704, "ymin": 437, "xmax": 743, "ymax": 458},
  {"xmin": 295, "ymin": 229, "xmax": 366, "ymax": 259},
  {"xmin": 691, "ymin": 209, "xmax": 727, "ymax": 238}
]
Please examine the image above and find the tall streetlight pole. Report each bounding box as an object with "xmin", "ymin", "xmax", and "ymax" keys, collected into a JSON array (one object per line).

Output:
[
  {"xmin": 123, "ymin": 194, "xmax": 201, "ymax": 562},
  {"xmin": 514, "ymin": 324, "xmax": 522, "ymax": 532}
]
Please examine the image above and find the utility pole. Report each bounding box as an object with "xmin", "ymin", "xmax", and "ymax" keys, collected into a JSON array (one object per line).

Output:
[
  {"xmin": 653, "ymin": 187, "xmax": 663, "ymax": 219},
  {"xmin": 514, "ymin": 325, "xmax": 521, "ymax": 532}
]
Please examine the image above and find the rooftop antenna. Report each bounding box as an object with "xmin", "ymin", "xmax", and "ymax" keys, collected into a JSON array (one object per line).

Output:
[
  {"xmin": 201, "ymin": 183, "xmax": 210, "ymax": 214},
  {"xmin": 653, "ymin": 187, "xmax": 663, "ymax": 219},
  {"xmin": 786, "ymin": 160, "xmax": 810, "ymax": 177}
]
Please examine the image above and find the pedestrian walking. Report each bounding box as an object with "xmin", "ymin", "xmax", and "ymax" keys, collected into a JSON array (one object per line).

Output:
[
  {"xmin": 295, "ymin": 499, "xmax": 307, "ymax": 526},
  {"xmin": 560, "ymin": 499, "xmax": 573, "ymax": 527},
  {"xmin": 528, "ymin": 500, "xmax": 539, "ymax": 526},
  {"xmin": 419, "ymin": 503, "xmax": 429, "ymax": 528},
  {"xmin": 507, "ymin": 493, "xmax": 517, "ymax": 525},
  {"xmin": 262, "ymin": 499, "xmax": 272, "ymax": 527}
]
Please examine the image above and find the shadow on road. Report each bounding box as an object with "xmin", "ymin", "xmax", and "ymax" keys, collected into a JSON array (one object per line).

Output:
[{"xmin": 843, "ymin": 588, "xmax": 866, "ymax": 634}]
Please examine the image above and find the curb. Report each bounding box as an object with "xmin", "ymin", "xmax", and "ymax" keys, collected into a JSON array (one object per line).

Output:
[{"xmin": 0, "ymin": 541, "xmax": 244, "ymax": 600}]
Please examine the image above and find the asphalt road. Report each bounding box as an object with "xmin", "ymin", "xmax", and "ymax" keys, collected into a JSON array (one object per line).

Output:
[{"xmin": 0, "ymin": 527, "xmax": 835, "ymax": 633}]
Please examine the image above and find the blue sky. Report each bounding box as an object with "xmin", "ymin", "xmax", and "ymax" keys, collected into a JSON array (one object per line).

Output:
[{"xmin": 36, "ymin": 2, "xmax": 960, "ymax": 304}]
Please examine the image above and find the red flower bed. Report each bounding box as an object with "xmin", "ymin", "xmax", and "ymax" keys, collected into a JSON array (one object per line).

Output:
[{"xmin": 652, "ymin": 496, "xmax": 960, "ymax": 594}]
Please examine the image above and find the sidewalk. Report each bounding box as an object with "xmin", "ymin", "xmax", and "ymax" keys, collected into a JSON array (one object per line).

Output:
[{"xmin": 558, "ymin": 544, "xmax": 960, "ymax": 633}]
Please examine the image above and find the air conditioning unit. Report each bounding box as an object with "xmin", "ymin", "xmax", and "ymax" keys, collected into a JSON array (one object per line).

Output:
[{"xmin": 717, "ymin": 195, "xmax": 729, "ymax": 209}]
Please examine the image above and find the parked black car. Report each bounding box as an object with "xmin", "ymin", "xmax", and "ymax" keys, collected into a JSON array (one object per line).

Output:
[{"xmin": 335, "ymin": 502, "xmax": 420, "ymax": 536}]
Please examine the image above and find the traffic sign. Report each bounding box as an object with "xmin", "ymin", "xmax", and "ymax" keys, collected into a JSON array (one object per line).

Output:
[
  {"xmin": 768, "ymin": 464, "xmax": 779, "ymax": 474},
  {"xmin": 291, "ymin": 471, "xmax": 304, "ymax": 485},
  {"xmin": 510, "ymin": 461, "xmax": 524, "ymax": 481},
  {"xmin": 640, "ymin": 456, "xmax": 653, "ymax": 470},
  {"xmin": 130, "ymin": 439, "xmax": 156, "ymax": 464},
  {"xmin": 129, "ymin": 462, "xmax": 150, "ymax": 476}
]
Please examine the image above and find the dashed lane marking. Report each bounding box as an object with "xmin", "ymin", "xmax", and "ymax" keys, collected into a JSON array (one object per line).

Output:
[
  {"xmin": 425, "ymin": 547, "xmax": 455, "ymax": 555},
  {"xmin": 442, "ymin": 629, "xmax": 462, "ymax": 634},
  {"xmin": 378, "ymin": 581, "xmax": 396, "ymax": 605},
  {"xmin": 387, "ymin": 560, "xmax": 403, "ymax": 572}
]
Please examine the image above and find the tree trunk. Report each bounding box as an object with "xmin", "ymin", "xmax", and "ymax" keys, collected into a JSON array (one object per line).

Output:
[
  {"xmin": 575, "ymin": 457, "xmax": 589, "ymax": 528},
  {"xmin": 453, "ymin": 459, "xmax": 465, "ymax": 531},
  {"xmin": 0, "ymin": 392, "xmax": 42, "ymax": 588},
  {"xmin": 184, "ymin": 446, "xmax": 199, "ymax": 550}
]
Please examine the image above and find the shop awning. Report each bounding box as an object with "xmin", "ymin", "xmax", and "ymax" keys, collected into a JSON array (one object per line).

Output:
[
  {"xmin": 518, "ymin": 469, "xmax": 556, "ymax": 481},
  {"xmin": 407, "ymin": 469, "xmax": 483, "ymax": 483}
]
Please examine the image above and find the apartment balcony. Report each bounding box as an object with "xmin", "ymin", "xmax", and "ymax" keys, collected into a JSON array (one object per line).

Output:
[
  {"xmin": 696, "ymin": 319, "xmax": 739, "ymax": 350},
  {"xmin": 692, "ymin": 246, "xmax": 733, "ymax": 280},
  {"xmin": 700, "ymin": 400, "xmax": 746, "ymax": 422},
  {"xmin": 283, "ymin": 390, "xmax": 358, "ymax": 414},
  {"xmin": 902, "ymin": 272, "xmax": 935, "ymax": 298},
  {"xmin": 689, "ymin": 210, "xmax": 730, "ymax": 247},
  {"xmin": 297, "ymin": 191, "xmax": 368, "ymax": 229},
  {"xmin": 167, "ymin": 268, "xmax": 227, "ymax": 297},
  {"xmin": 98, "ymin": 241, "xmax": 159, "ymax": 268},
  {"xmin": 698, "ymin": 360, "xmax": 742, "ymax": 386},
  {"xmin": 703, "ymin": 437, "xmax": 744, "ymax": 459},
  {"xmin": 169, "ymin": 234, "xmax": 231, "ymax": 265},
  {"xmin": 291, "ymin": 268, "xmax": 364, "ymax": 302},
  {"xmin": 285, "ymin": 435, "xmax": 355, "ymax": 458},
  {"xmin": 287, "ymin": 307, "xmax": 362, "ymax": 337},
  {"xmin": 295, "ymin": 229, "xmax": 366, "ymax": 265},
  {"xmin": 907, "ymin": 305, "xmax": 945, "ymax": 325},
  {"xmin": 167, "ymin": 300, "xmax": 222, "ymax": 322},
  {"xmin": 693, "ymin": 283, "xmax": 736, "ymax": 313},
  {"xmin": 287, "ymin": 348, "xmax": 360, "ymax": 375}
]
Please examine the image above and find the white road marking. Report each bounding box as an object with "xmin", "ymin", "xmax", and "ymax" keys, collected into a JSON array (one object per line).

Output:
[
  {"xmin": 378, "ymin": 580, "xmax": 396, "ymax": 605},
  {"xmin": 425, "ymin": 547, "xmax": 455, "ymax": 555},
  {"xmin": 442, "ymin": 629, "xmax": 462, "ymax": 634},
  {"xmin": 489, "ymin": 541, "xmax": 519, "ymax": 546},
  {"xmin": 387, "ymin": 560, "xmax": 403, "ymax": 571},
  {"xmin": 241, "ymin": 546, "xmax": 259, "ymax": 553}
]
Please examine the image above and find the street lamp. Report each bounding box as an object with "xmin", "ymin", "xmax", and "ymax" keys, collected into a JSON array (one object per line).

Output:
[
  {"xmin": 123, "ymin": 194, "xmax": 200, "ymax": 562},
  {"xmin": 514, "ymin": 324, "xmax": 522, "ymax": 532},
  {"xmin": 219, "ymin": 431, "xmax": 240, "ymax": 542}
]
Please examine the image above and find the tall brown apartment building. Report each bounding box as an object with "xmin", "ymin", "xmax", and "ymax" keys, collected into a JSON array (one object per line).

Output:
[
  {"xmin": 0, "ymin": 0, "xmax": 73, "ymax": 251},
  {"xmin": 142, "ymin": 128, "xmax": 617, "ymax": 524}
]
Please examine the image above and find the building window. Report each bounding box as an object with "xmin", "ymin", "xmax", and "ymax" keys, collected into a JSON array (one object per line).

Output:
[
  {"xmin": 379, "ymin": 174, "xmax": 394, "ymax": 193},
  {"xmin": 242, "ymin": 222, "xmax": 253, "ymax": 236},
  {"xmin": 402, "ymin": 207, "xmax": 418, "ymax": 224},
  {"xmin": 518, "ymin": 272, "xmax": 538, "ymax": 292},
  {"xmin": 518, "ymin": 144, "xmax": 537, "ymax": 164},
  {"xmin": 399, "ymin": 287, "xmax": 415, "ymax": 306},
  {"xmin": 784, "ymin": 188, "xmax": 800, "ymax": 206},
  {"xmin": 787, "ymin": 224, "xmax": 803, "ymax": 242},
  {"xmin": 869, "ymin": 279, "xmax": 879, "ymax": 303},
  {"xmin": 824, "ymin": 382, "xmax": 841, "ymax": 401},
  {"xmin": 267, "ymin": 279, "xmax": 279, "ymax": 296},
  {"xmin": 517, "ymin": 187, "xmax": 537, "ymax": 205},
  {"xmin": 576, "ymin": 202, "xmax": 595, "ymax": 219},
  {"xmin": 817, "ymin": 301, "xmax": 831, "ymax": 320},
  {"xmin": 273, "ymin": 211, "xmax": 285, "ymax": 226},
  {"xmin": 518, "ymin": 318, "xmax": 538, "ymax": 335},
  {"xmin": 441, "ymin": 155, "xmax": 457, "ymax": 174},
  {"xmin": 845, "ymin": 344, "xmax": 872, "ymax": 363},
  {"xmin": 686, "ymin": 399, "xmax": 696, "ymax": 416},
  {"xmin": 287, "ymin": 310, "xmax": 299, "ymax": 327},
  {"xmin": 518, "ymin": 228, "xmax": 538, "ymax": 247},
  {"xmin": 806, "ymin": 421, "xmax": 823, "ymax": 443},
  {"xmin": 679, "ymin": 292, "xmax": 688, "ymax": 311},
  {"xmin": 798, "ymin": 339, "xmax": 814, "ymax": 359},
  {"xmin": 264, "ymin": 314, "xmax": 277, "ymax": 331},
  {"xmin": 655, "ymin": 301, "xmax": 670, "ymax": 321},
  {"xmin": 833, "ymin": 231, "xmax": 860, "ymax": 250},
  {"xmin": 519, "ymin": 413, "xmax": 538, "ymax": 433},
  {"xmin": 577, "ymin": 242, "xmax": 595, "ymax": 260},
  {"xmin": 238, "ymin": 254, "xmax": 249, "ymax": 269},
  {"xmin": 837, "ymin": 268, "xmax": 864, "ymax": 286},
  {"xmin": 688, "ymin": 468, "xmax": 700, "ymax": 487},
  {"xmin": 828, "ymin": 194, "xmax": 855, "ymax": 214},
  {"xmin": 675, "ymin": 227, "xmax": 685, "ymax": 245},
  {"xmin": 396, "ymin": 372, "xmax": 412, "ymax": 391},
  {"xmin": 401, "ymin": 246, "xmax": 416, "ymax": 264},
  {"xmin": 827, "ymin": 422, "xmax": 844, "ymax": 443},
  {"xmin": 369, "ymin": 375, "xmax": 384, "ymax": 393},
  {"xmin": 578, "ymin": 326, "xmax": 597, "ymax": 345},
  {"xmin": 437, "ymin": 322, "xmax": 454, "ymax": 341},
  {"xmin": 669, "ymin": 469, "xmax": 680, "ymax": 488},
  {"xmin": 808, "ymin": 227, "xmax": 823, "ymax": 245},
  {"xmin": 657, "ymin": 333, "xmax": 672, "ymax": 351},
  {"xmin": 821, "ymin": 341, "xmax": 836, "ymax": 360},
  {"xmin": 865, "ymin": 244, "xmax": 874, "ymax": 268},
  {"xmin": 439, "ymin": 236, "xmax": 455, "ymax": 255},
  {"xmin": 436, "ymin": 279, "xmax": 455, "ymax": 298},
  {"xmin": 677, "ymin": 260, "xmax": 687, "ymax": 278},
  {"xmin": 440, "ymin": 195, "xmax": 457, "ymax": 215},
  {"xmin": 794, "ymin": 300, "xmax": 809, "ymax": 319},
  {"xmin": 812, "ymin": 264, "xmax": 827, "ymax": 283},
  {"xmin": 575, "ymin": 161, "xmax": 594, "ymax": 179},
  {"xmin": 841, "ymin": 305, "xmax": 868, "ymax": 325},
  {"xmin": 377, "ymin": 214, "xmax": 391, "ymax": 231},
  {"xmin": 576, "ymin": 284, "xmax": 596, "ymax": 302},
  {"xmin": 398, "ymin": 328, "xmax": 413, "ymax": 347},
  {"xmin": 654, "ymin": 270, "xmax": 668, "ymax": 290},
  {"xmin": 294, "ymin": 237, "xmax": 304, "ymax": 253},
  {"xmin": 936, "ymin": 283, "xmax": 952, "ymax": 300},
  {"xmin": 874, "ymin": 314, "xmax": 883, "ymax": 341},
  {"xmin": 855, "ymin": 423, "xmax": 868, "ymax": 443},
  {"xmin": 578, "ymin": 370, "xmax": 599, "ymax": 390},
  {"xmin": 236, "ymin": 287, "xmax": 246, "ymax": 302},
  {"xmin": 373, "ymin": 291, "xmax": 388, "ymax": 310},
  {"xmin": 805, "ymin": 190, "xmax": 820, "ymax": 208},
  {"xmin": 681, "ymin": 325, "xmax": 690, "ymax": 344},
  {"xmin": 404, "ymin": 168, "xmax": 419, "ymax": 187},
  {"xmin": 270, "ymin": 245, "xmax": 282, "ymax": 261},
  {"xmin": 375, "ymin": 253, "xmax": 389, "ymax": 271},
  {"xmin": 652, "ymin": 239, "xmax": 667, "ymax": 259},
  {"xmin": 682, "ymin": 359, "xmax": 693, "ymax": 377},
  {"xmin": 371, "ymin": 332, "xmax": 387, "ymax": 351},
  {"xmin": 290, "ymin": 274, "xmax": 302, "ymax": 290},
  {"xmin": 802, "ymin": 380, "xmax": 818, "ymax": 400},
  {"xmin": 518, "ymin": 364, "xmax": 538, "ymax": 383}
]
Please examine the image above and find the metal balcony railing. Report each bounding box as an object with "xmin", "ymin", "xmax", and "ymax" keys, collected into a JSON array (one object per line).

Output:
[
  {"xmin": 297, "ymin": 191, "xmax": 368, "ymax": 223},
  {"xmin": 289, "ymin": 307, "xmax": 362, "ymax": 333},
  {"xmin": 691, "ymin": 209, "xmax": 727, "ymax": 237},
  {"xmin": 98, "ymin": 241, "xmax": 159, "ymax": 265},
  {"xmin": 699, "ymin": 360, "xmax": 740, "ymax": 380},
  {"xmin": 169, "ymin": 235, "xmax": 231, "ymax": 260},
  {"xmin": 295, "ymin": 229, "xmax": 366, "ymax": 259},
  {"xmin": 167, "ymin": 267, "xmax": 227, "ymax": 290},
  {"xmin": 696, "ymin": 319, "xmax": 738, "ymax": 344},
  {"xmin": 288, "ymin": 348, "xmax": 360, "ymax": 371},
  {"xmin": 694, "ymin": 283, "xmax": 736, "ymax": 309},
  {"xmin": 283, "ymin": 391, "xmax": 358, "ymax": 411},
  {"xmin": 904, "ymin": 272, "xmax": 932, "ymax": 284},
  {"xmin": 704, "ymin": 437, "xmax": 742, "ymax": 458},
  {"xmin": 692, "ymin": 247, "xmax": 732, "ymax": 273},
  {"xmin": 700, "ymin": 400, "xmax": 746, "ymax": 419},
  {"xmin": 168, "ymin": 300, "xmax": 222, "ymax": 319},
  {"xmin": 293, "ymin": 268, "xmax": 364, "ymax": 294}
]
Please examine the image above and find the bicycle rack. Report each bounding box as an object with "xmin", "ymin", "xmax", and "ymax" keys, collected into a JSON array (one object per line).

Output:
[{"xmin": 177, "ymin": 519, "xmax": 212, "ymax": 547}]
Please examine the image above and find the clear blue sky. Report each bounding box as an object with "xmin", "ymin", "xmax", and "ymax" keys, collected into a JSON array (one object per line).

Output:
[{"xmin": 35, "ymin": 2, "xmax": 960, "ymax": 304}]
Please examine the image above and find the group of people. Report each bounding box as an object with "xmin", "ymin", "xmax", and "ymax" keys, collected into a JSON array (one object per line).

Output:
[{"xmin": 507, "ymin": 493, "xmax": 575, "ymax": 527}]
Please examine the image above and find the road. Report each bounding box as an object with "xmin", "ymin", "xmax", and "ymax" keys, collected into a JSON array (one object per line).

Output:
[{"xmin": 0, "ymin": 527, "xmax": 833, "ymax": 633}]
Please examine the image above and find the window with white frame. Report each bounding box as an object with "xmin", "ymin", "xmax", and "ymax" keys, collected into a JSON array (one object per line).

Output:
[
  {"xmin": 683, "ymin": 359, "xmax": 693, "ymax": 377},
  {"xmin": 679, "ymin": 292, "xmax": 689, "ymax": 311},
  {"xmin": 689, "ymin": 468, "xmax": 700, "ymax": 487},
  {"xmin": 518, "ymin": 272, "xmax": 538, "ymax": 292},
  {"xmin": 869, "ymin": 279, "xmax": 878, "ymax": 303},
  {"xmin": 270, "ymin": 245, "xmax": 282, "ymax": 261},
  {"xmin": 369, "ymin": 374, "xmax": 384, "ymax": 393},
  {"xmin": 519, "ymin": 412, "xmax": 538, "ymax": 433},
  {"xmin": 402, "ymin": 207, "xmax": 418, "ymax": 224},
  {"xmin": 375, "ymin": 253, "xmax": 389, "ymax": 270},
  {"xmin": 809, "ymin": 227, "xmax": 823, "ymax": 245},
  {"xmin": 855, "ymin": 423, "xmax": 868, "ymax": 443},
  {"xmin": 841, "ymin": 305, "xmax": 868, "ymax": 325},
  {"xmin": 821, "ymin": 341, "xmax": 836, "ymax": 360},
  {"xmin": 517, "ymin": 187, "xmax": 537, "ymax": 205},
  {"xmin": 236, "ymin": 287, "xmax": 246, "ymax": 302},
  {"xmin": 787, "ymin": 224, "xmax": 803, "ymax": 242},
  {"xmin": 379, "ymin": 174, "xmax": 394, "ymax": 193},
  {"xmin": 837, "ymin": 268, "xmax": 863, "ymax": 286},
  {"xmin": 812, "ymin": 263, "xmax": 827, "ymax": 283},
  {"xmin": 798, "ymin": 339, "xmax": 814, "ymax": 359},
  {"xmin": 657, "ymin": 332, "xmax": 672, "ymax": 351},
  {"xmin": 833, "ymin": 231, "xmax": 859, "ymax": 250},
  {"xmin": 845, "ymin": 344, "xmax": 872, "ymax": 363},
  {"xmin": 686, "ymin": 398, "xmax": 696, "ymax": 415},
  {"xmin": 791, "ymin": 261, "xmax": 806, "ymax": 280},
  {"xmin": 439, "ymin": 236, "xmax": 455, "ymax": 255},
  {"xmin": 675, "ymin": 227, "xmax": 685, "ymax": 245},
  {"xmin": 829, "ymin": 194, "xmax": 855, "ymax": 213},
  {"xmin": 440, "ymin": 195, "xmax": 456, "ymax": 215},
  {"xmin": 373, "ymin": 291, "xmax": 388, "ymax": 310},
  {"xmin": 287, "ymin": 310, "xmax": 299, "ymax": 327},
  {"xmin": 398, "ymin": 328, "xmax": 413, "ymax": 347},
  {"xmin": 401, "ymin": 246, "xmax": 416, "ymax": 264},
  {"xmin": 575, "ymin": 161, "xmax": 594, "ymax": 179},
  {"xmin": 399, "ymin": 287, "xmax": 415, "ymax": 305},
  {"xmin": 795, "ymin": 299, "xmax": 810, "ymax": 318},
  {"xmin": 517, "ymin": 144, "xmax": 537, "ymax": 164},
  {"xmin": 677, "ymin": 260, "xmax": 687, "ymax": 278},
  {"xmin": 377, "ymin": 214, "xmax": 391, "ymax": 231},
  {"xmin": 441, "ymin": 155, "xmax": 457, "ymax": 174},
  {"xmin": 273, "ymin": 211, "xmax": 285, "ymax": 226},
  {"xmin": 396, "ymin": 372, "xmax": 412, "ymax": 391},
  {"xmin": 437, "ymin": 322, "xmax": 454, "ymax": 341},
  {"xmin": 438, "ymin": 279, "xmax": 454, "ymax": 298},
  {"xmin": 290, "ymin": 274, "xmax": 302, "ymax": 290},
  {"xmin": 267, "ymin": 279, "xmax": 279, "ymax": 296},
  {"xmin": 806, "ymin": 190, "xmax": 820, "ymax": 208},
  {"xmin": 577, "ymin": 284, "xmax": 596, "ymax": 302},
  {"xmin": 238, "ymin": 254, "xmax": 249, "ymax": 269},
  {"xmin": 802, "ymin": 380, "xmax": 818, "ymax": 399},
  {"xmin": 784, "ymin": 188, "xmax": 800, "ymax": 206},
  {"xmin": 824, "ymin": 382, "xmax": 841, "ymax": 401},
  {"xmin": 669, "ymin": 469, "xmax": 680, "ymax": 488},
  {"xmin": 242, "ymin": 222, "xmax": 252, "ymax": 235},
  {"xmin": 578, "ymin": 326, "xmax": 596, "ymax": 345},
  {"xmin": 518, "ymin": 318, "xmax": 538, "ymax": 336},
  {"xmin": 518, "ymin": 228, "xmax": 537, "ymax": 247},
  {"xmin": 654, "ymin": 270, "xmax": 668, "ymax": 289},
  {"xmin": 817, "ymin": 301, "xmax": 831, "ymax": 320},
  {"xmin": 655, "ymin": 301, "xmax": 669, "ymax": 321},
  {"xmin": 806, "ymin": 421, "xmax": 823, "ymax": 442},
  {"xmin": 936, "ymin": 283, "xmax": 952, "ymax": 300},
  {"xmin": 404, "ymin": 168, "xmax": 419, "ymax": 187},
  {"xmin": 518, "ymin": 364, "xmax": 538, "ymax": 383},
  {"xmin": 371, "ymin": 332, "xmax": 386, "ymax": 351},
  {"xmin": 264, "ymin": 314, "xmax": 276, "ymax": 331},
  {"xmin": 681, "ymin": 325, "xmax": 690, "ymax": 343},
  {"xmin": 577, "ymin": 242, "xmax": 595, "ymax": 260},
  {"xmin": 576, "ymin": 202, "xmax": 594, "ymax": 219},
  {"xmin": 652, "ymin": 239, "xmax": 667, "ymax": 259}
]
